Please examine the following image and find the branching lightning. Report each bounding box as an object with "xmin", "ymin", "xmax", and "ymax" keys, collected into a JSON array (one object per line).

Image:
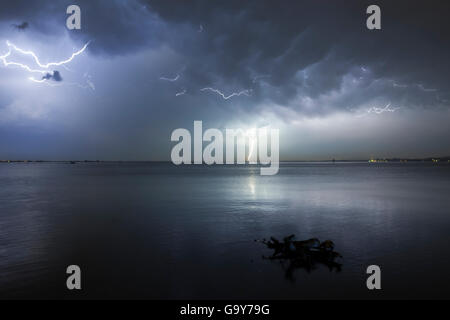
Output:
[
  {"xmin": 252, "ymin": 74, "xmax": 271, "ymax": 83},
  {"xmin": 1, "ymin": 40, "xmax": 90, "ymax": 86},
  {"xmin": 160, "ymin": 74, "xmax": 180, "ymax": 82},
  {"xmin": 1, "ymin": 47, "xmax": 48, "ymax": 74},
  {"xmin": 200, "ymin": 87, "xmax": 252, "ymax": 100},
  {"xmin": 175, "ymin": 89, "xmax": 187, "ymax": 97},
  {"xmin": 5, "ymin": 40, "xmax": 89, "ymax": 69},
  {"xmin": 367, "ymin": 103, "xmax": 400, "ymax": 114}
]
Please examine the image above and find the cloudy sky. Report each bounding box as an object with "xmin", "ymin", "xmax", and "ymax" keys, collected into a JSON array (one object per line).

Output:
[{"xmin": 0, "ymin": 0, "xmax": 449, "ymax": 160}]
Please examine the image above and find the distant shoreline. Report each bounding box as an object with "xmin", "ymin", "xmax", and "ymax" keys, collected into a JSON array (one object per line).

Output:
[{"xmin": 1, "ymin": 158, "xmax": 449, "ymax": 164}]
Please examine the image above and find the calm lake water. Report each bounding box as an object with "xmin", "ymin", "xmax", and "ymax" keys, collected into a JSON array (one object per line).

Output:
[{"xmin": 1, "ymin": 162, "xmax": 450, "ymax": 299}]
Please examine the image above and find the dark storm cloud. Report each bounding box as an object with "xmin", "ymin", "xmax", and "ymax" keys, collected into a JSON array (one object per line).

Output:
[
  {"xmin": 2, "ymin": 0, "xmax": 449, "ymax": 114},
  {"xmin": 142, "ymin": 0, "xmax": 450, "ymax": 114},
  {"xmin": 0, "ymin": 0, "xmax": 164, "ymax": 54},
  {"xmin": 42, "ymin": 71, "xmax": 62, "ymax": 82},
  {"xmin": 11, "ymin": 22, "xmax": 29, "ymax": 31}
]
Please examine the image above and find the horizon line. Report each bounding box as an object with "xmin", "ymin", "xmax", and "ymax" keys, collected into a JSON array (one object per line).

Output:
[{"xmin": 1, "ymin": 157, "xmax": 449, "ymax": 163}]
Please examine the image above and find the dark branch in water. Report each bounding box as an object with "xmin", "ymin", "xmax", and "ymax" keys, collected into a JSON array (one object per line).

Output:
[{"xmin": 257, "ymin": 235, "xmax": 342, "ymax": 282}]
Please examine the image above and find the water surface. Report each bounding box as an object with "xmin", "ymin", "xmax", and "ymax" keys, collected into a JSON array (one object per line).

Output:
[{"xmin": 1, "ymin": 162, "xmax": 449, "ymax": 299}]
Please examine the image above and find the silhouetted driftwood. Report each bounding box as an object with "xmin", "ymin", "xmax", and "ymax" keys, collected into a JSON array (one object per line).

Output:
[{"xmin": 257, "ymin": 235, "xmax": 342, "ymax": 281}]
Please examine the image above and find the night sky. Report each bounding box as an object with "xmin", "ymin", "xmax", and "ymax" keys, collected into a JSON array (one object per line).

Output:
[{"xmin": 1, "ymin": 0, "xmax": 449, "ymax": 160}]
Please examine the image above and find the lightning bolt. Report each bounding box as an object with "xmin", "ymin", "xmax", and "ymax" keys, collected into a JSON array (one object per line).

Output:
[
  {"xmin": 28, "ymin": 77, "xmax": 47, "ymax": 83},
  {"xmin": 248, "ymin": 135, "xmax": 257, "ymax": 161},
  {"xmin": 5, "ymin": 40, "xmax": 89, "ymax": 69},
  {"xmin": 175, "ymin": 89, "xmax": 187, "ymax": 97},
  {"xmin": 200, "ymin": 87, "xmax": 252, "ymax": 100},
  {"xmin": 367, "ymin": 103, "xmax": 400, "ymax": 114},
  {"xmin": 252, "ymin": 75, "xmax": 271, "ymax": 83},
  {"xmin": 393, "ymin": 82, "xmax": 408, "ymax": 88},
  {"xmin": 27, "ymin": 77, "xmax": 95, "ymax": 90},
  {"xmin": 1, "ymin": 47, "xmax": 48, "ymax": 74},
  {"xmin": 1, "ymin": 40, "xmax": 90, "ymax": 85},
  {"xmin": 416, "ymin": 84, "xmax": 437, "ymax": 92},
  {"xmin": 160, "ymin": 74, "xmax": 180, "ymax": 82},
  {"xmin": 392, "ymin": 81, "xmax": 437, "ymax": 92}
]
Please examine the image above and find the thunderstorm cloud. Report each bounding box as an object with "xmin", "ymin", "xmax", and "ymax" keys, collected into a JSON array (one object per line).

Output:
[{"xmin": 0, "ymin": 0, "xmax": 449, "ymax": 160}]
